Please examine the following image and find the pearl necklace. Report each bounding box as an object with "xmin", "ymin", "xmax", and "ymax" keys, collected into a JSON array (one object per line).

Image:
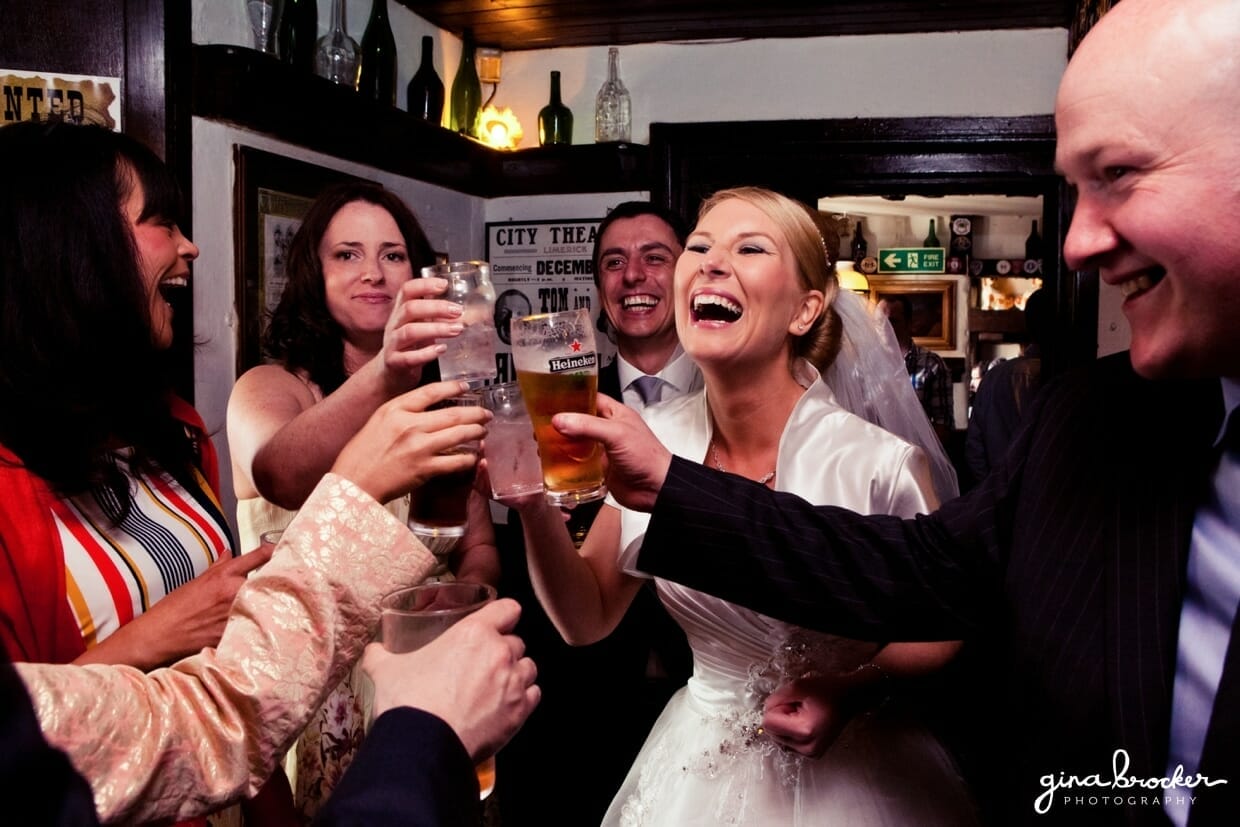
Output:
[{"xmin": 709, "ymin": 438, "xmax": 776, "ymax": 486}]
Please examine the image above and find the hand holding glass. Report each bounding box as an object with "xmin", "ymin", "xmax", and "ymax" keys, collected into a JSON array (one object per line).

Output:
[
  {"xmin": 380, "ymin": 582, "xmax": 499, "ymax": 799},
  {"xmin": 510, "ymin": 308, "xmax": 606, "ymax": 506},
  {"xmin": 420, "ymin": 261, "xmax": 498, "ymax": 387}
]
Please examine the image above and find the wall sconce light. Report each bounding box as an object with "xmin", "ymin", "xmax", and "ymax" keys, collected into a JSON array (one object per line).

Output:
[
  {"xmin": 478, "ymin": 105, "xmax": 523, "ymax": 150},
  {"xmin": 478, "ymin": 47, "xmax": 502, "ymax": 108},
  {"xmin": 836, "ymin": 260, "xmax": 870, "ymax": 294}
]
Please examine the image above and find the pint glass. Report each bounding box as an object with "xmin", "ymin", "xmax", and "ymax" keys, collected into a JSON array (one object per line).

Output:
[
  {"xmin": 408, "ymin": 393, "xmax": 481, "ymax": 552},
  {"xmin": 510, "ymin": 309, "xmax": 606, "ymax": 506},
  {"xmin": 379, "ymin": 582, "xmax": 498, "ymax": 799},
  {"xmin": 419, "ymin": 261, "xmax": 498, "ymax": 387}
]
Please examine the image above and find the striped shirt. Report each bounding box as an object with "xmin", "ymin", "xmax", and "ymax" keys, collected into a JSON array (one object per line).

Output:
[{"xmin": 54, "ymin": 452, "xmax": 233, "ymax": 649}]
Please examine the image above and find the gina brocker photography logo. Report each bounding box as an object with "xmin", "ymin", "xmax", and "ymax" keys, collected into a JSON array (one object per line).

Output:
[{"xmin": 1035, "ymin": 749, "xmax": 1228, "ymax": 815}]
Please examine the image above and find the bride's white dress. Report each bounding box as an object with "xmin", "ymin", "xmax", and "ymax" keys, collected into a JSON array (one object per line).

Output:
[{"xmin": 603, "ymin": 362, "xmax": 978, "ymax": 826}]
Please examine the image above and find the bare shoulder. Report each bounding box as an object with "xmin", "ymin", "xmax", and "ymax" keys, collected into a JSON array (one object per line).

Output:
[{"xmin": 231, "ymin": 364, "xmax": 320, "ymax": 411}]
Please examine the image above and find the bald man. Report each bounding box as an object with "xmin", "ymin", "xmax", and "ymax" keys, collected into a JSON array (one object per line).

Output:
[{"xmin": 553, "ymin": 2, "xmax": 1240, "ymax": 824}]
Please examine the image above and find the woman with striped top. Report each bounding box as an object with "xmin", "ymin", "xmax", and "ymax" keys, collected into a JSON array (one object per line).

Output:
[{"xmin": 0, "ymin": 121, "xmax": 292, "ymax": 823}]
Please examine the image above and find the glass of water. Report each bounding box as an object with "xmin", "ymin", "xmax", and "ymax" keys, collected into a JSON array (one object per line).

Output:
[{"xmin": 420, "ymin": 261, "xmax": 498, "ymax": 387}]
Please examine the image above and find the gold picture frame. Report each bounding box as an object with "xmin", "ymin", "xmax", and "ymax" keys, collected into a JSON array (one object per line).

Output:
[{"xmin": 869, "ymin": 277, "xmax": 957, "ymax": 351}]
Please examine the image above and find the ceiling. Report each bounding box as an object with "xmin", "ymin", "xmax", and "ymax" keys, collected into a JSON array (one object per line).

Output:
[{"xmin": 397, "ymin": 1, "xmax": 1074, "ymax": 52}]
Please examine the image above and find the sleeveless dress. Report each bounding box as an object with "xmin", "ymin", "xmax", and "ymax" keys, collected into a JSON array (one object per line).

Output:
[
  {"xmin": 235, "ymin": 375, "xmax": 437, "ymax": 823},
  {"xmin": 605, "ymin": 362, "xmax": 978, "ymax": 826}
]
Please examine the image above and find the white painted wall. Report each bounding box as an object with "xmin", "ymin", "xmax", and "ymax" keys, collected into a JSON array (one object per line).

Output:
[{"xmin": 191, "ymin": 117, "xmax": 482, "ymax": 530}]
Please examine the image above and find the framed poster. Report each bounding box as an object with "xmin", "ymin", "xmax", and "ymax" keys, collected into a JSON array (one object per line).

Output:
[
  {"xmin": 234, "ymin": 147, "xmax": 375, "ymax": 373},
  {"xmin": 485, "ymin": 218, "xmax": 614, "ymax": 385},
  {"xmin": 869, "ymin": 277, "xmax": 958, "ymax": 351}
]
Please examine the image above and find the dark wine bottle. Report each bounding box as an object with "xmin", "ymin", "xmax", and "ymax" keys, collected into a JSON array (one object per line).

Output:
[
  {"xmin": 357, "ymin": 0, "xmax": 397, "ymax": 106},
  {"xmin": 850, "ymin": 219, "xmax": 868, "ymax": 261},
  {"xmin": 1025, "ymin": 219, "xmax": 1043, "ymax": 260},
  {"xmin": 406, "ymin": 35, "xmax": 445, "ymax": 123},
  {"xmin": 923, "ymin": 218, "xmax": 940, "ymax": 248},
  {"xmin": 450, "ymin": 32, "xmax": 481, "ymax": 136},
  {"xmin": 538, "ymin": 70, "xmax": 573, "ymax": 146},
  {"xmin": 277, "ymin": 0, "xmax": 318, "ymax": 72}
]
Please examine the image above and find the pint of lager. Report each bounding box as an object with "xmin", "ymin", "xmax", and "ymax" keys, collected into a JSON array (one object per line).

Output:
[{"xmin": 511, "ymin": 309, "xmax": 606, "ymax": 506}]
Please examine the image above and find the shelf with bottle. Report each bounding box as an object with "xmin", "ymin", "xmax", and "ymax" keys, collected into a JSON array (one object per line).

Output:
[{"xmin": 191, "ymin": 43, "xmax": 650, "ymax": 196}]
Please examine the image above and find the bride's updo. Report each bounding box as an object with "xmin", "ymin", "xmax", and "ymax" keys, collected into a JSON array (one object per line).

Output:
[{"xmin": 695, "ymin": 187, "xmax": 843, "ymax": 372}]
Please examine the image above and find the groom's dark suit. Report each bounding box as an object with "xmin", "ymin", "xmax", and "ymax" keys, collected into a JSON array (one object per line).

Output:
[{"xmin": 638, "ymin": 352, "xmax": 1236, "ymax": 826}]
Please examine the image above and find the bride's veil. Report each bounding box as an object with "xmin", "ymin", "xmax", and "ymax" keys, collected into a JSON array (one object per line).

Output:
[{"xmin": 822, "ymin": 287, "xmax": 960, "ymax": 502}]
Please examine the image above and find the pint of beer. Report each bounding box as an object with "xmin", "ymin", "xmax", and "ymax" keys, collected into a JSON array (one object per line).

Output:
[
  {"xmin": 407, "ymin": 393, "xmax": 481, "ymax": 554},
  {"xmin": 511, "ymin": 309, "xmax": 606, "ymax": 506}
]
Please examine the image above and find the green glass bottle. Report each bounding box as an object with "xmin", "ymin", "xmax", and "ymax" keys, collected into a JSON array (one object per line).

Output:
[
  {"xmin": 449, "ymin": 31, "xmax": 481, "ymax": 136},
  {"xmin": 538, "ymin": 70, "xmax": 573, "ymax": 146},
  {"xmin": 406, "ymin": 35, "xmax": 444, "ymax": 124},
  {"xmin": 357, "ymin": 0, "xmax": 397, "ymax": 106},
  {"xmin": 277, "ymin": 0, "xmax": 318, "ymax": 72},
  {"xmin": 923, "ymin": 218, "xmax": 940, "ymax": 248}
]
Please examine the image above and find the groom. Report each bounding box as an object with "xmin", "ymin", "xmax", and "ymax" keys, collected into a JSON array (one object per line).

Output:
[{"xmin": 550, "ymin": 1, "xmax": 1240, "ymax": 824}]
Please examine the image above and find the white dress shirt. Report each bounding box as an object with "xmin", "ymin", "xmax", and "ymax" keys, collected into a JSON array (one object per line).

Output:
[{"xmin": 617, "ymin": 345, "xmax": 703, "ymax": 413}]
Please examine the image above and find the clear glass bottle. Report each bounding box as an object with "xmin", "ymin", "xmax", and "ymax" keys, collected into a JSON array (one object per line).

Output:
[
  {"xmin": 406, "ymin": 35, "xmax": 445, "ymax": 124},
  {"xmin": 357, "ymin": 0, "xmax": 397, "ymax": 106},
  {"xmin": 246, "ymin": 0, "xmax": 282, "ymax": 54},
  {"xmin": 594, "ymin": 47, "xmax": 631, "ymax": 143},
  {"xmin": 449, "ymin": 31, "xmax": 481, "ymax": 137},
  {"xmin": 538, "ymin": 70, "xmax": 573, "ymax": 146},
  {"xmin": 314, "ymin": 0, "xmax": 359, "ymax": 89}
]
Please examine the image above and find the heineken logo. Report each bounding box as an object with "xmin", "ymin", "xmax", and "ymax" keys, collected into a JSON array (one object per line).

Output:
[{"xmin": 548, "ymin": 352, "xmax": 597, "ymax": 373}]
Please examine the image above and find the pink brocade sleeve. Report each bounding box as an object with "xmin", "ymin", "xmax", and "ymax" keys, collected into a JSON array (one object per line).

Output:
[{"xmin": 16, "ymin": 473, "xmax": 438, "ymax": 823}]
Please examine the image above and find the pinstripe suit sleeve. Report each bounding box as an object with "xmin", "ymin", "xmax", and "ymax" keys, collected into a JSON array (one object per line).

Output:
[{"xmin": 634, "ymin": 379, "xmax": 1066, "ymax": 642}]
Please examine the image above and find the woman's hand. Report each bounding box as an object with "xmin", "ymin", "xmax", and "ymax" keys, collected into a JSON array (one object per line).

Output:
[
  {"xmin": 333, "ymin": 380, "xmax": 491, "ymax": 505},
  {"xmin": 72, "ymin": 545, "xmax": 274, "ymax": 671},
  {"xmin": 379, "ymin": 277, "xmax": 465, "ymax": 394},
  {"xmin": 761, "ymin": 667, "xmax": 884, "ymax": 758}
]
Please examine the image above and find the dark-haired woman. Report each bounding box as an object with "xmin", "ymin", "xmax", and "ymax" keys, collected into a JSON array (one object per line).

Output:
[
  {"xmin": 227, "ymin": 182, "xmax": 498, "ymax": 818},
  {"xmin": 0, "ymin": 121, "xmax": 294, "ymax": 823}
]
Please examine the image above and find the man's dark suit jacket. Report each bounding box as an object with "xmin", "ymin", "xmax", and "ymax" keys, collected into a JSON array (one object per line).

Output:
[
  {"xmin": 314, "ymin": 708, "xmax": 479, "ymax": 826},
  {"xmin": 1, "ymin": 662, "xmax": 98, "ymax": 825},
  {"xmin": 638, "ymin": 352, "xmax": 1236, "ymax": 826}
]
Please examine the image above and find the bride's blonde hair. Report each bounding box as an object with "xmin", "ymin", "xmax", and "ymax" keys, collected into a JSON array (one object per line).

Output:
[{"xmin": 695, "ymin": 187, "xmax": 842, "ymax": 372}]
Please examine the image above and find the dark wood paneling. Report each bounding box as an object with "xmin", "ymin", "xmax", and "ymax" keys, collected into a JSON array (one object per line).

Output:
[
  {"xmin": 397, "ymin": 0, "xmax": 1073, "ymax": 51},
  {"xmin": 0, "ymin": 2, "xmax": 125, "ymax": 77}
]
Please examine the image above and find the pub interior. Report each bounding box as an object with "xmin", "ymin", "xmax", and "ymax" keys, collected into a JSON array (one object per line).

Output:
[{"xmin": 4, "ymin": 1, "xmax": 1177, "ymax": 825}]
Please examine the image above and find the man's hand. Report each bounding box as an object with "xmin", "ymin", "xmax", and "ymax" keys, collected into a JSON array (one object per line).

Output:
[
  {"xmin": 552, "ymin": 394, "xmax": 671, "ymax": 512},
  {"xmin": 361, "ymin": 599, "xmax": 540, "ymax": 762},
  {"xmin": 332, "ymin": 381, "xmax": 490, "ymax": 504}
]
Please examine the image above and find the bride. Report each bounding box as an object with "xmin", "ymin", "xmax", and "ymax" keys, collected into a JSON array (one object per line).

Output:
[{"xmin": 504, "ymin": 187, "xmax": 976, "ymax": 825}]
